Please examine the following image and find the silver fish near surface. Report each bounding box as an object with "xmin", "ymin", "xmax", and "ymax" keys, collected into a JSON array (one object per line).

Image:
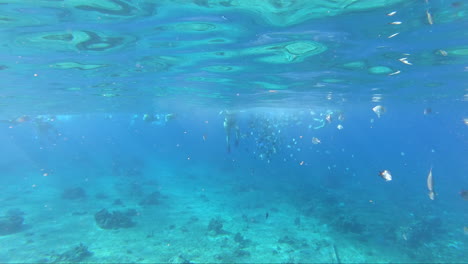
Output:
[
  {"xmin": 338, "ymin": 113, "xmax": 345, "ymax": 121},
  {"xmin": 426, "ymin": 10, "xmax": 433, "ymax": 25},
  {"xmin": 325, "ymin": 114, "xmax": 332, "ymax": 124},
  {"xmin": 311, "ymin": 137, "xmax": 321, "ymax": 144},
  {"xmin": 388, "ymin": 32, "xmax": 400, "ymax": 38},
  {"xmin": 379, "ymin": 170, "xmax": 392, "ymax": 181},
  {"xmin": 372, "ymin": 105, "xmax": 385, "ymax": 118},
  {"xmin": 399, "ymin": 57, "xmax": 412, "ymax": 65},
  {"xmin": 427, "ymin": 167, "xmax": 435, "ymax": 200}
]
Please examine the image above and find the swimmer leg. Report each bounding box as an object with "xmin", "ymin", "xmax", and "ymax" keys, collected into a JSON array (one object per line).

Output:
[
  {"xmin": 234, "ymin": 126, "xmax": 240, "ymax": 147},
  {"xmin": 226, "ymin": 133, "xmax": 231, "ymax": 153}
]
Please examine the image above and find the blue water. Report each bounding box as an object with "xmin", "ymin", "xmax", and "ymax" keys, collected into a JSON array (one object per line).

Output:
[{"xmin": 0, "ymin": 0, "xmax": 467, "ymax": 263}]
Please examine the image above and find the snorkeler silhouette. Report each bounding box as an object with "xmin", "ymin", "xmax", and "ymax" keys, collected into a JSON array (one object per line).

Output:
[
  {"xmin": 221, "ymin": 110, "xmax": 240, "ymax": 153},
  {"xmin": 34, "ymin": 116, "xmax": 60, "ymax": 144}
]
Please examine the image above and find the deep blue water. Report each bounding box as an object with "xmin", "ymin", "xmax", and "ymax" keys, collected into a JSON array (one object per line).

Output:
[{"xmin": 0, "ymin": 0, "xmax": 467, "ymax": 263}]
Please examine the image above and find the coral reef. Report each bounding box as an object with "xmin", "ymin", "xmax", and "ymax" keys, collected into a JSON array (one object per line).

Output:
[
  {"xmin": 208, "ymin": 218, "xmax": 226, "ymax": 235},
  {"xmin": 233, "ymin": 249, "xmax": 250, "ymax": 258},
  {"xmin": 113, "ymin": 199, "xmax": 124, "ymax": 206},
  {"xmin": 115, "ymin": 181, "xmax": 144, "ymax": 198},
  {"xmin": 71, "ymin": 211, "xmax": 87, "ymax": 216},
  {"xmin": 139, "ymin": 191, "xmax": 161, "ymax": 206},
  {"xmin": 111, "ymin": 156, "xmax": 145, "ymax": 178},
  {"xmin": 216, "ymin": 247, "xmax": 251, "ymax": 262},
  {"xmin": 95, "ymin": 192, "xmax": 109, "ymax": 199},
  {"xmin": 50, "ymin": 243, "xmax": 92, "ymax": 263},
  {"xmin": 241, "ymin": 213, "xmax": 265, "ymax": 224},
  {"xmin": 294, "ymin": 216, "xmax": 301, "ymax": 226},
  {"xmin": 0, "ymin": 209, "xmax": 24, "ymax": 235},
  {"xmin": 332, "ymin": 215, "xmax": 366, "ymax": 235},
  {"xmin": 234, "ymin": 232, "xmax": 251, "ymax": 248},
  {"xmin": 397, "ymin": 216, "xmax": 443, "ymax": 247},
  {"xmin": 61, "ymin": 187, "xmax": 86, "ymax": 200},
  {"xmin": 94, "ymin": 209, "xmax": 137, "ymax": 229},
  {"xmin": 278, "ymin": 235, "xmax": 309, "ymax": 248},
  {"xmin": 168, "ymin": 254, "xmax": 193, "ymax": 264}
]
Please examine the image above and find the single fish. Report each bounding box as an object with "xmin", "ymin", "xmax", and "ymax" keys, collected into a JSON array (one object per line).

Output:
[
  {"xmin": 399, "ymin": 57, "xmax": 412, "ymax": 65},
  {"xmin": 437, "ymin": 50, "xmax": 448, "ymax": 56},
  {"xmin": 388, "ymin": 32, "xmax": 400, "ymax": 38},
  {"xmin": 426, "ymin": 10, "xmax": 433, "ymax": 25},
  {"xmin": 338, "ymin": 113, "xmax": 345, "ymax": 121},
  {"xmin": 460, "ymin": 190, "xmax": 468, "ymax": 200},
  {"xmin": 379, "ymin": 170, "xmax": 392, "ymax": 182},
  {"xmin": 325, "ymin": 114, "xmax": 332, "ymax": 124},
  {"xmin": 427, "ymin": 167, "xmax": 435, "ymax": 200},
  {"xmin": 312, "ymin": 137, "xmax": 321, "ymax": 144},
  {"xmin": 372, "ymin": 105, "xmax": 385, "ymax": 118},
  {"xmin": 387, "ymin": 11, "xmax": 397, "ymax": 16}
]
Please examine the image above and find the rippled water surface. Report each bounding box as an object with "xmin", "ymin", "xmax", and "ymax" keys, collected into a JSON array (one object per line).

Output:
[{"xmin": 0, "ymin": 0, "xmax": 466, "ymax": 112}]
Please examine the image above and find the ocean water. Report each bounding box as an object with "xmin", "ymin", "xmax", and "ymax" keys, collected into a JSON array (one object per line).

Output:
[{"xmin": 0, "ymin": 0, "xmax": 467, "ymax": 263}]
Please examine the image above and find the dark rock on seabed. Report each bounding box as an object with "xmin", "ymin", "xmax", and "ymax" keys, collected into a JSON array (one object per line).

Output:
[
  {"xmin": 61, "ymin": 187, "xmax": 86, "ymax": 200},
  {"xmin": 94, "ymin": 208, "xmax": 137, "ymax": 229},
  {"xmin": 50, "ymin": 243, "xmax": 92, "ymax": 263},
  {"xmin": 0, "ymin": 209, "xmax": 25, "ymax": 235}
]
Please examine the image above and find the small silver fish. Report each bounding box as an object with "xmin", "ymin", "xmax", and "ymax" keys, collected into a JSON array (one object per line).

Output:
[
  {"xmin": 438, "ymin": 50, "xmax": 448, "ymax": 56},
  {"xmin": 379, "ymin": 170, "xmax": 392, "ymax": 181},
  {"xmin": 325, "ymin": 114, "xmax": 332, "ymax": 124},
  {"xmin": 338, "ymin": 113, "xmax": 345, "ymax": 121},
  {"xmin": 388, "ymin": 32, "xmax": 400, "ymax": 38},
  {"xmin": 399, "ymin": 58, "xmax": 412, "ymax": 65},
  {"xmin": 426, "ymin": 10, "xmax": 433, "ymax": 25},
  {"xmin": 427, "ymin": 167, "xmax": 435, "ymax": 200},
  {"xmin": 388, "ymin": 70, "xmax": 401, "ymax": 76},
  {"xmin": 372, "ymin": 105, "xmax": 385, "ymax": 118}
]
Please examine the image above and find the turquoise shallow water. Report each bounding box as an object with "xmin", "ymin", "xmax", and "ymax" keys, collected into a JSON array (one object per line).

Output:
[{"xmin": 0, "ymin": 0, "xmax": 467, "ymax": 263}]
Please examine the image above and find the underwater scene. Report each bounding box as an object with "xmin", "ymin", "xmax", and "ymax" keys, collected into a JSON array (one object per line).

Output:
[{"xmin": 0, "ymin": 0, "xmax": 467, "ymax": 263}]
